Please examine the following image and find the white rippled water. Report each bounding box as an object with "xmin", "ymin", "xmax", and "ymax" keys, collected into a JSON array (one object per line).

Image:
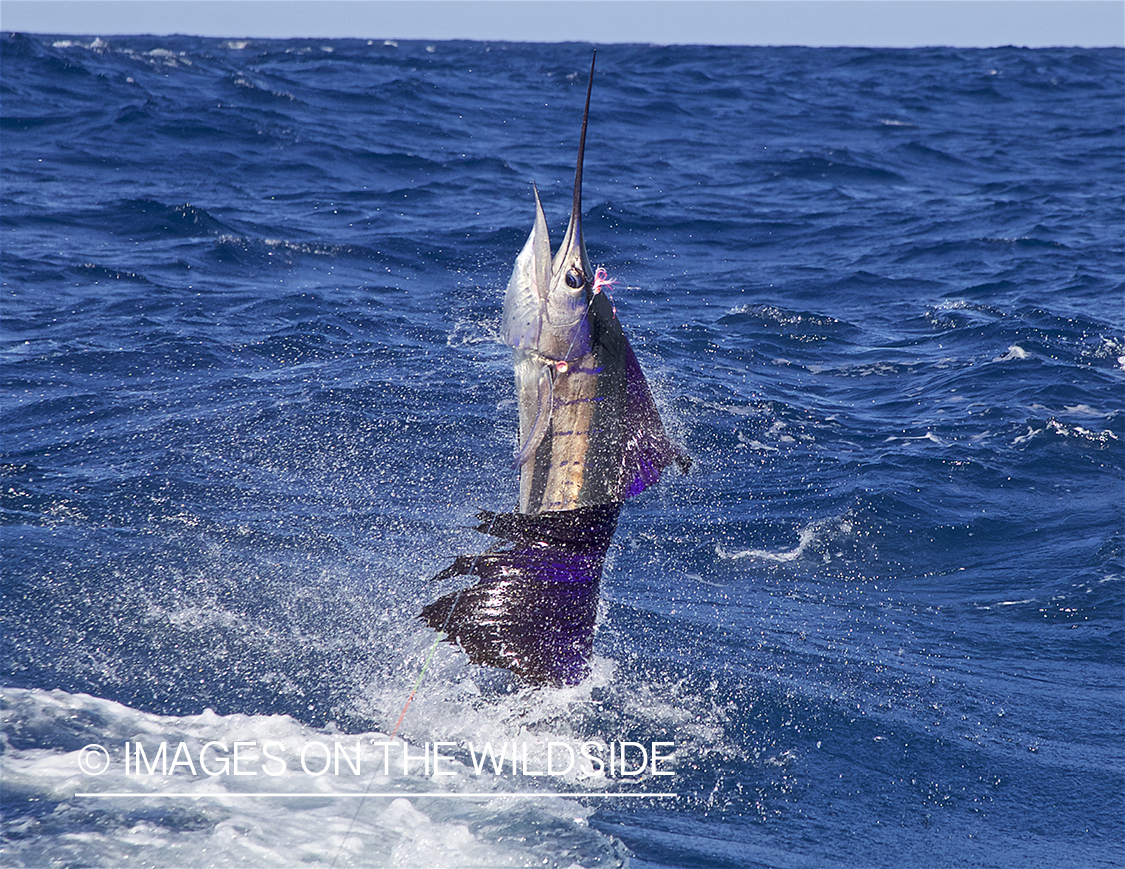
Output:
[{"xmin": 2, "ymin": 687, "xmax": 635, "ymax": 868}]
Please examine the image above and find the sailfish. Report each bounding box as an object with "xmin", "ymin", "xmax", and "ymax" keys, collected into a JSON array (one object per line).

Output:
[{"xmin": 421, "ymin": 54, "xmax": 689, "ymax": 686}]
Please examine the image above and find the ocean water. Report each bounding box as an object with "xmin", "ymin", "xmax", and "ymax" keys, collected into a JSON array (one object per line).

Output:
[{"xmin": 2, "ymin": 32, "xmax": 1123, "ymax": 868}]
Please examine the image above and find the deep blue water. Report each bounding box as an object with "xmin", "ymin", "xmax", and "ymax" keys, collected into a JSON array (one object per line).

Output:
[{"xmin": 2, "ymin": 33, "xmax": 1123, "ymax": 868}]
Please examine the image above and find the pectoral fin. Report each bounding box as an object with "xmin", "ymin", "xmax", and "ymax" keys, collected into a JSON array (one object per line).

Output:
[{"xmin": 512, "ymin": 363, "xmax": 554, "ymax": 468}]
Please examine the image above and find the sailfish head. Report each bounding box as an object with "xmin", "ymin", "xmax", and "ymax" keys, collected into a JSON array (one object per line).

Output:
[{"xmin": 502, "ymin": 53, "xmax": 598, "ymax": 363}]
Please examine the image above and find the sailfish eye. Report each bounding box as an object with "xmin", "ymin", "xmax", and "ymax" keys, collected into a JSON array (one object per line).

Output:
[{"xmin": 565, "ymin": 268, "xmax": 585, "ymax": 289}]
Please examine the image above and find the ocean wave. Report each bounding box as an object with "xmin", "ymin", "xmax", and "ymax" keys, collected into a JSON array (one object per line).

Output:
[{"xmin": 2, "ymin": 687, "xmax": 627, "ymax": 869}]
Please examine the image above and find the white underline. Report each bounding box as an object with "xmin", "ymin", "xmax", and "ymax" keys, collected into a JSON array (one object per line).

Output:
[{"xmin": 75, "ymin": 791, "xmax": 677, "ymax": 799}]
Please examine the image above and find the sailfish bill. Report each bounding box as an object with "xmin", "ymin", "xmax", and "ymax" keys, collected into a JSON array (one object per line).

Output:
[{"xmin": 422, "ymin": 53, "xmax": 688, "ymax": 686}]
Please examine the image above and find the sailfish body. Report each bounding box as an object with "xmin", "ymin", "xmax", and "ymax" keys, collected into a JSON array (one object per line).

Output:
[{"xmin": 422, "ymin": 55, "xmax": 687, "ymax": 685}]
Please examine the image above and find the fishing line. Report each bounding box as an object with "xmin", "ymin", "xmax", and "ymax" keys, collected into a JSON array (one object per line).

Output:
[
  {"xmin": 329, "ymin": 512, "xmax": 499, "ymax": 868},
  {"xmin": 557, "ymin": 267, "xmax": 614, "ymax": 371}
]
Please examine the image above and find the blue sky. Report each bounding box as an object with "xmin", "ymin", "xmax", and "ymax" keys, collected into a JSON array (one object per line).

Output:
[{"xmin": 1, "ymin": 1, "xmax": 1122, "ymax": 47}]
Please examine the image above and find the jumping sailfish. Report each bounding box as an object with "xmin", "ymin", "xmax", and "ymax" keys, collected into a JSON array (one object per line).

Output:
[{"xmin": 422, "ymin": 54, "xmax": 689, "ymax": 686}]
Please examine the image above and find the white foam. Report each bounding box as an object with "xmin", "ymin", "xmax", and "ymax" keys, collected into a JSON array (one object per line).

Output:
[
  {"xmin": 717, "ymin": 516, "xmax": 855, "ymax": 565},
  {"xmin": 1063, "ymin": 404, "xmax": 1107, "ymax": 417},
  {"xmin": 1013, "ymin": 418, "xmax": 1119, "ymax": 447},
  {"xmin": 993, "ymin": 345, "xmax": 1031, "ymax": 362},
  {"xmin": 2, "ymin": 688, "xmax": 626, "ymax": 868},
  {"xmin": 883, "ymin": 431, "xmax": 944, "ymax": 445}
]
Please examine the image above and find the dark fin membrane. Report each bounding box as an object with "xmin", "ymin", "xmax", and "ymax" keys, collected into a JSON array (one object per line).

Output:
[
  {"xmin": 421, "ymin": 503, "xmax": 621, "ymax": 686},
  {"xmin": 584, "ymin": 290, "xmax": 691, "ymax": 503},
  {"xmin": 619, "ymin": 331, "xmax": 691, "ymax": 494}
]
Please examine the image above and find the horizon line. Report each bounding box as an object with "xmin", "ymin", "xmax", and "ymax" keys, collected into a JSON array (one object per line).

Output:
[
  {"xmin": 2, "ymin": 1, "xmax": 1122, "ymax": 50},
  {"xmin": 4, "ymin": 31, "xmax": 1122, "ymax": 50}
]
